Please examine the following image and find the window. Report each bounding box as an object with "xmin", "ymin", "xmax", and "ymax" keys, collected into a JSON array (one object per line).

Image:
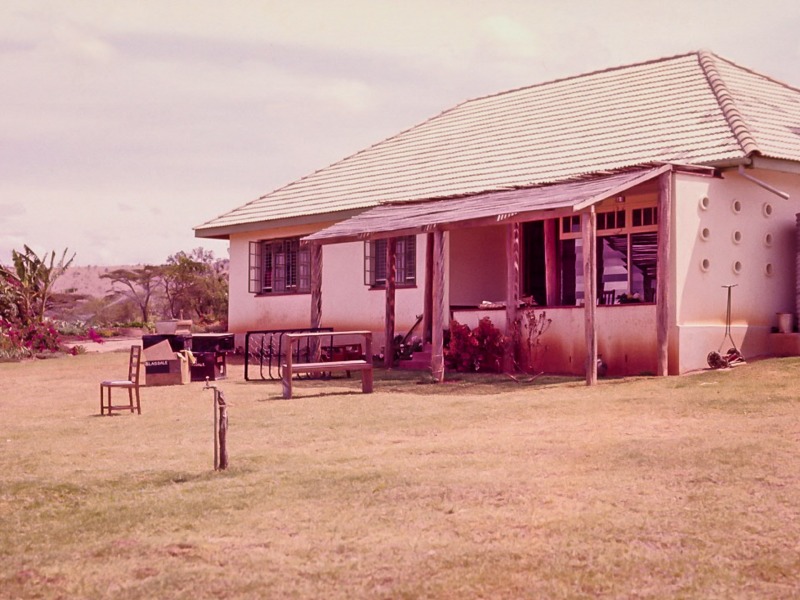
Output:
[
  {"xmin": 558, "ymin": 205, "xmax": 658, "ymax": 305},
  {"xmin": 364, "ymin": 236, "xmax": 416, "ymax": 287},
  {"xmin": 249, "ymin": 238, "xmax": 310, "ymax": 294}
]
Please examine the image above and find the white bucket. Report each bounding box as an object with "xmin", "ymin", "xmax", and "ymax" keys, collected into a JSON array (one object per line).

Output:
[
  {"xmin": 777, "ymin": 313, "xmax": 794, "ymax": 334},
  {"xmin": 155, "ymin": 319, "xmax": 178, "ymax": 335}
]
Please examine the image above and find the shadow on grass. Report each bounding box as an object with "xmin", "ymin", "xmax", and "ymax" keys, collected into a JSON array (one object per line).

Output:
[
  {"xmin": 246, "ymin": 368, "xmax": 582, "ymax": 398},
  {"xmin": 256, "ymin": 389, "xmax": 371, "ymax": 402}
]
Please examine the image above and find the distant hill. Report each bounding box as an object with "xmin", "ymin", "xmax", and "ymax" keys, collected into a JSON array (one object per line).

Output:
[
  {"xmin": 53, "ymin": 261, "xmax": 229, "ymax": 299},
  {"xmin": 53, "ymin": 265, "xmax": 141, "ymax": 298}
]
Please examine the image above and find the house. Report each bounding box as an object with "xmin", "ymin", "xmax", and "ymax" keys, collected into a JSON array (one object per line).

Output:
[{"xmin": 195, "ymin": 50, "xmax": 800, "ymax": 381}]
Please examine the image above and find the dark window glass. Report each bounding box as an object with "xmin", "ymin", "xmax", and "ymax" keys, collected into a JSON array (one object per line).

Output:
[
  {"xmin": 365, "ymin": 236, "xmax": 416, "ymax": 287},
  {"xmin": 250, "ymin": 238, "xmax": 310, "ymax": 294}
]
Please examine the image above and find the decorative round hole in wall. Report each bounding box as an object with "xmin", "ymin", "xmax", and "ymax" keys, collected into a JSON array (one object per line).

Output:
[
  {"xmin": 765, "ymin": 263, "xmax": 774, "ymax": 276},
  {"xmin": 765, "ymin": 233, "xmax": 774, "ymax": 247},
  {"xmin": 733, "ymin": 260, "xmax": 742, "ymax": 274},
  {"xmin": 699, "ymin": 196, "xmax": 710, "ymax": 210},
  {"xmin": 763, "ymin": 202, "xmax": 773, "ymax": 217},
  {"xmin": 732, "ymin": 199, "xmax": 742, "ymax": 214},
  {"xmin": 700, "ymin": 227, "xmax": 711, "ymax": 241},
  {"xmin": 732, "ymin": 230, "xmax": 742, "ymax": 244},
  {"xmin": 701, "ymin": 258, "xmax": 711, "ymax": 272}
]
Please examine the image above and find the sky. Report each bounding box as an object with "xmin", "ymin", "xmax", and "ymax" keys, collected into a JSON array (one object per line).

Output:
[{"xmin": 2, "ymin": 0, "xmax": 800, "ymax": 266}]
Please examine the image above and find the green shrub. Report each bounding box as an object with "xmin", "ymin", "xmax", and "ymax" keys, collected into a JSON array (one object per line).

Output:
[{"xmin": 55, "ymin": 320, "xmax": 88, "ymax": 337}]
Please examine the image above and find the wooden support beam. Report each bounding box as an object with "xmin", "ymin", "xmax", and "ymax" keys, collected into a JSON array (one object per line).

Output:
[
  {"xmin": 656, "ymin": 170, "xmax": 673, "ymax": 376},
  {"xmin": 431, "ymin": 230, "xmax": 446, "ymax": 382},
  {"xmin": 384, "ymin": 237, "xmax": 397, "ymax": 369},
  {"xmin": 423, "ymin": 233, "xmax": 434, "ymax": 343},
  {"xmin": 504, "ymin": 223, "xmax": 520, "ymax": 373},
  {"xmin": 582, "ymin": 208, "xmax": 597, "ymax": 386},
  {"xmin": 309, "ymin": 243, "xmax": 323, "ymax": 361},
  {"xmin": 544, "ymin": 218, "xmax": 559, "ymax": 306}
]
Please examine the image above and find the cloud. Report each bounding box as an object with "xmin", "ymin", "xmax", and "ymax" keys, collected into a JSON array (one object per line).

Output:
[
  {"xmin": 0, "ymin": 202, "xmax": 26, "ymax": 220},
  {"xmin": 478, "ymin": 15, "xmax": 540, "ymax": 61},
  {"xmin": 42, "ymin": 22, "xmax": 117, "ymax": 64}
]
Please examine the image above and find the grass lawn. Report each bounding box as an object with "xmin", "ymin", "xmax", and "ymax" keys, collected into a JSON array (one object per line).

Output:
[{"xmin": 1, "ymin": 350, "xmax": 800, "ymax": 599}]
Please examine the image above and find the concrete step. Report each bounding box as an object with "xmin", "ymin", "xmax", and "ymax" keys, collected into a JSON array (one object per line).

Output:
[{"xmin": 397, "ymin": 344, "xmax": 433, "ymax": 370}]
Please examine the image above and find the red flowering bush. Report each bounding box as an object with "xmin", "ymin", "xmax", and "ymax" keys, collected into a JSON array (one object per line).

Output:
[
  {"xmin": 87, "ymin": 328, "xmax": 105, "ymax": 344},
  {"xmin": 0, "ymin": 317, "xmax": 64, "ymax": 360},
  {"xmin": 445, "ymin": 317, "xmax": 508, "ymax": 373},
  {"xmin": 445, "ymin": 319, "xmax": 479, "ymax": 372},
  {"xmin": 24, "ymin": 320, "xmax": 62, "ymax": 352},
  {"xmin": 473, "ymin": 317, "xmax": 507, "ymax": 373}
]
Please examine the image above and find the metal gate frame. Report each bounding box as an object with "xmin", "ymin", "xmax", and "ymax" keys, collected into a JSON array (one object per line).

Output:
[{"xmin": 244, "ymin": 328, "xmax": 334, "ymax": 381}]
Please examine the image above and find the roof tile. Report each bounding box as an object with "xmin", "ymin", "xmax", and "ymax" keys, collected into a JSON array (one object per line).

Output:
[{"xmin": 196, "ymin": 51, "xmax": 800, "ymax": 235}]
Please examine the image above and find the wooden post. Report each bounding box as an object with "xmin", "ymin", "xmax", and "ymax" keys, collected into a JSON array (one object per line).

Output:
[
  {"xmin": 544, "ymin": 218, "xmax": 559, "ymax": 306},
  {"xmin": 310, "ymin": 243, "xmax": 323, "ymax": 361},
  {"xmin": 423, "ymin": 233, "xmax": 434, "ymax": 343},
  {"xmin": 213, "ymin": 386, "xmax": 218, "ymax": 469},
  {"xmin": 216, "ymin": 390, "xmax": 228, "ymax": 470},
  {"xmin": 384, "ymin": 238, "xmax": 397, "ymax": 368},
  {"xmin": 282, "ymin": 338, "xmax": 294, "ymax": 399},
  {"xmin": 207, "ymin": 382, "xmax": 229, "ymax": 470},
  {"xmin": 582, "ymin": 207, "xmax": 597, "ymax": 386},
  {"xmin": 431, "ymin": 230, "xmax": 446, "ymax": 382},
  {"xmin": 504, "ymin": 223, "xmax": 520, "ymax": 372},
  {"xmin": 362, "ymin": 332, "xmax": 374, "ymax": 393},
  {"xmin": 656, "ymin": 170, "xmax": 673, "ymax": 376}
]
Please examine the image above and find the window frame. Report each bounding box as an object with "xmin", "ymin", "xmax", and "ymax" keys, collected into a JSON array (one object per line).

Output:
[
  {"xmin": 248, "ymin": 237, "xmax": 311, "ymax": 295},
  {"xmin": 557, "ymin": 200, "xmax": 659, "ymax": 306},
  {"xmin": 364, "ymin": 235, "xmax": 417, "ymax": 288}
]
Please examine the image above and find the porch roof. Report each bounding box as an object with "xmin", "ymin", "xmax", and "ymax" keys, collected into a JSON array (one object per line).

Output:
[{"xmin": 303, "ymin": 164, "xmax": 685, "ymax": 244}]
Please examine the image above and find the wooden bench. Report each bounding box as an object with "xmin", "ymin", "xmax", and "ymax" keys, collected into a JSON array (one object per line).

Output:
[{"xmin": 282, "ymin": 331, "xmax": 373, "ymax": 399}]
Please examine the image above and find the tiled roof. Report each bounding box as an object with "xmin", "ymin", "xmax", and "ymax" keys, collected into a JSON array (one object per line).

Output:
[
  {"xmin": 709, "ymin": 55, "xmax": 800, "ymax": 162},
  {"xmin": 195, "ymin": 51, "xmax": 800, "ymax": 236}
]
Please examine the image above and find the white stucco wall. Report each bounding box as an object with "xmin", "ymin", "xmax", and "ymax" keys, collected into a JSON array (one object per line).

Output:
[
  {"xmin": 449, "ymin": 226, "xmax": 507, "ymax": 306},
  {"xmin": 228, "ymin": 226, "xmax": 428, "ymax": 350},
  {"xmin": 672, "ymin": 167, "xmax": 800, "ymax": 372},
  {"xmin": 528, "ymin": 305, "xmax": 658, "ymax": 376}
]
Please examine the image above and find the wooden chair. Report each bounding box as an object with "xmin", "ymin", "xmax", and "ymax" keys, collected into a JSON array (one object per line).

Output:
[
  {"xmin": 100, "ymin": 346, "xmax": 142, "ymax": 415},
  {"xmin": 600, "ymin": 289, "xmax": 616, "ymax": 305}
]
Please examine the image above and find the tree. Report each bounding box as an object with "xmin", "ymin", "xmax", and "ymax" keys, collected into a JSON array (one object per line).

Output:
[
  {"xmin": 161, "ymin": 251, "xmax": 207, "ymax": 319},
  {"xmin": 0, "ymin": 246, "xmax": 75, "ymax": 358},
  {"xmin": 101, "ymin": 266, "xmax": 161, "ymax": 323},
  {"xmin": 1, "ymin": 246, "xmax": 75, "ymax": 323},
  {"xmin": 0, "ymin": 266, "xmax": 23, "ymax": 323},
  {"xmin": 161, "ymin": 248, "xmax": 228, "ymax": 324}
]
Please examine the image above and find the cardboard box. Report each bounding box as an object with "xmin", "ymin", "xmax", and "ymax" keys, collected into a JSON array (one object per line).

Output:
[{"xmin": 143, "ymin": 339, "xmax": 190, "ymax": 385}]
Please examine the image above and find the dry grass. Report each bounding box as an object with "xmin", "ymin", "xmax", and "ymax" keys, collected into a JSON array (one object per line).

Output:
[{"xmin": 1, "ymin": 352, "xmax": 800, "ymax": 599}]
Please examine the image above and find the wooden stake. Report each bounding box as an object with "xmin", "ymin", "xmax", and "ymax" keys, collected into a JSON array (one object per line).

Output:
[{"xmin": 217, "ymin": 391, "xmax": 228, "ymax": 470}]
